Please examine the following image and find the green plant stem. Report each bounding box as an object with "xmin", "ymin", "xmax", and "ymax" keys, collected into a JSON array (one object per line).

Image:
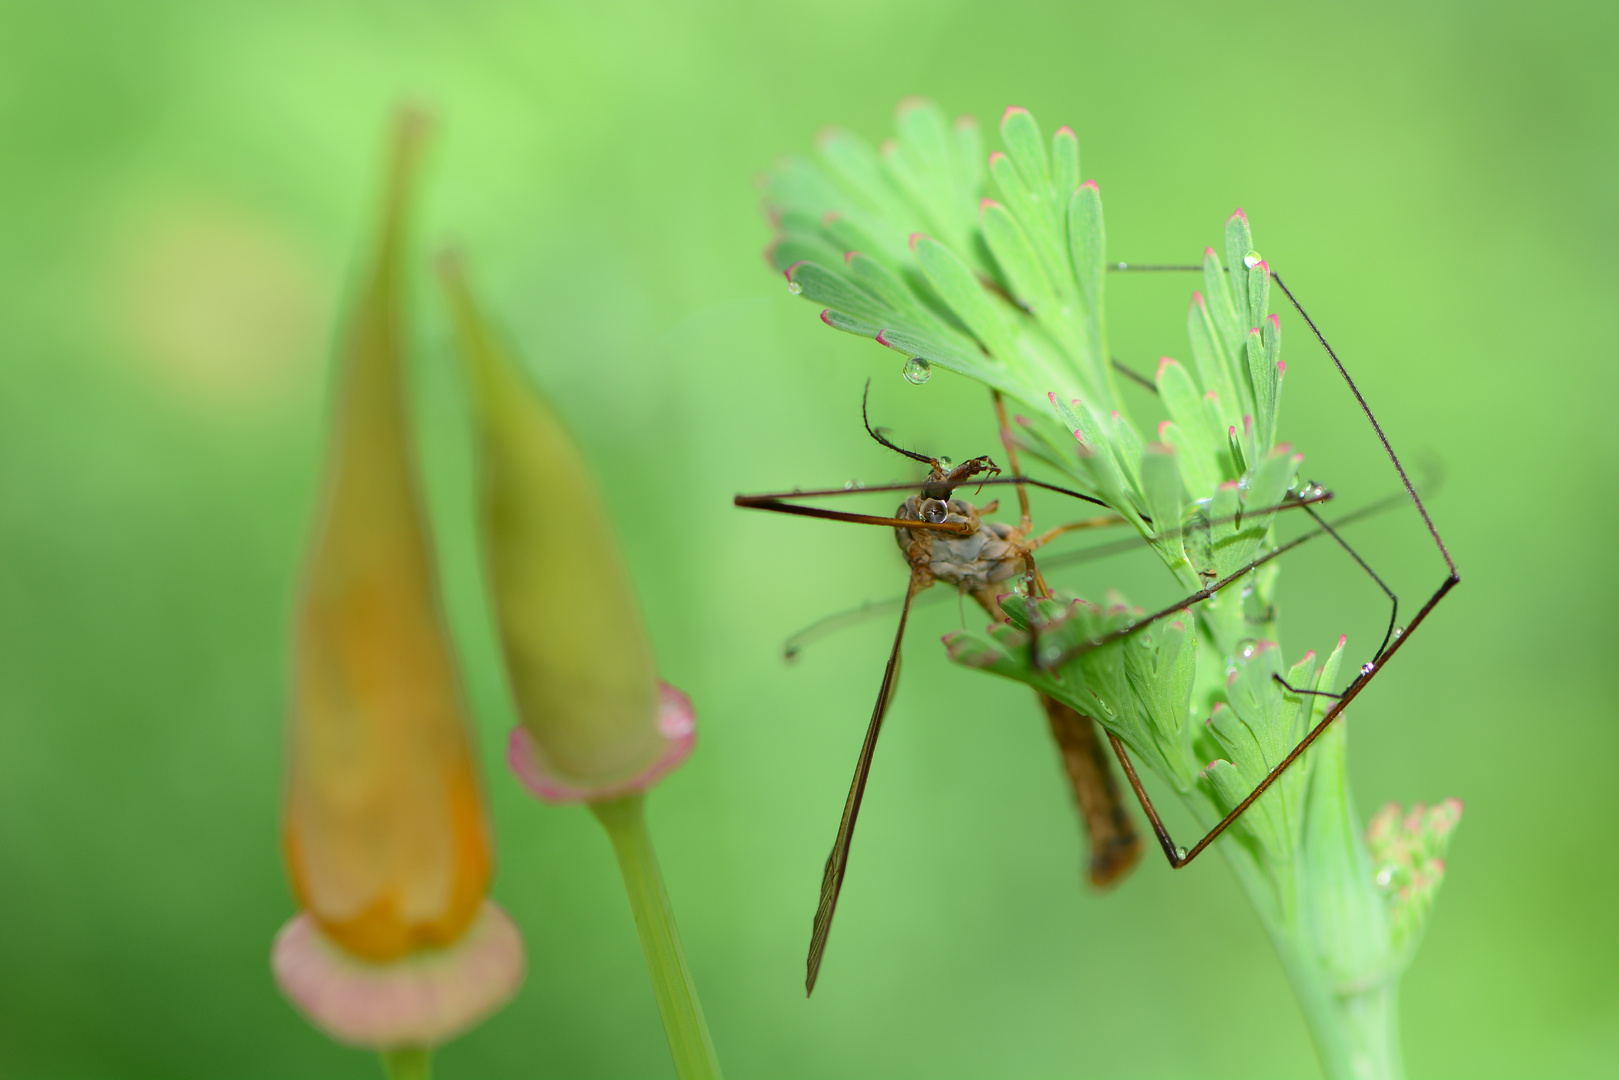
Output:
[
  {"xmin": 1217, "ymin": 826, "xmax": 1402, "ymax": 1080},
  {"xmin": 590, "ymin": 793, "xmax": 723, "ymax": 1080},
  {"xmin": 378, "ymin": 1047, "xmax": 432, "ymax": 1080}
]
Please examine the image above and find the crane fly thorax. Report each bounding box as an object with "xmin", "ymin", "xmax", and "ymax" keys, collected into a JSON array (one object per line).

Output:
[{"xmin": 893, "ymin": 495, "xmax": 1026, "ymax": 592}]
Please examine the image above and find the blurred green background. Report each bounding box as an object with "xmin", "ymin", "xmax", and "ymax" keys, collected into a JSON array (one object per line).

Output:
[{"xmin": 1, "ymin": 1, "xmax": 1614, "ymax": 1077}]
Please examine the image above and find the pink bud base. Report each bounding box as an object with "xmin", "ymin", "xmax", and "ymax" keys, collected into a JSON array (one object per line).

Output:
[
  {"xmin": 272, "ymin": 900, "xmax": 525, "ymax": 1050},
  {"xmin": 507, "ymin": 681, "xmax": 696, "ymax": 804}
]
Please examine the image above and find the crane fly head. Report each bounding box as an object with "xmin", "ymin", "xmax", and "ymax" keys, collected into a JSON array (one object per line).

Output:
[
  {"xmin": 862, "ymin": 379, "xmax": 1000, "ymax": 516},
  {"xmin": 919, "ymin": 455, "xmax": 1000, "ymax": 513}
]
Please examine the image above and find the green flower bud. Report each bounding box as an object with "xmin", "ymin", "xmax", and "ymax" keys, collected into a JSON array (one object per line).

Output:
[{"xmin": 439, "ymin": 256, "xmax": 694, "ymax": 803}]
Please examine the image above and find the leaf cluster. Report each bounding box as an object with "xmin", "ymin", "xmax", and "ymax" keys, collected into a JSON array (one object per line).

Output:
[{"xmin": 765, "ymin": 96, "xmax": 1461, "ymax": 1075}]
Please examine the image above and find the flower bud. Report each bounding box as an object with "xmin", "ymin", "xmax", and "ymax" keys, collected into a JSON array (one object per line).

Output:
[
  {"xmin": 438, "ymin": 256, "xmax": 694, "ymax": 803},
  {"xmin": 274, "ymin": 111, "xmax": 522, "ymax": 1050}
]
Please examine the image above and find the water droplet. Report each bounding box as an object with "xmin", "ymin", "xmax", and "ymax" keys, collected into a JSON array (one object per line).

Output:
[
  {"xmin": 1175, "ymin": 846, "xmax": 1189, "ymax": 860},
  {"xmin": 786, "ymin": 279, "xmax": 803, "ymax": 295},
  {"xmin": 1241, "ymin": 644, "xmax": 1256, "ymax": 659},
  {"xmin": 1375, "ymin": 867, "xmax": 1394, "ymax": 888},
  {"xmin": 844, "ymin": 480, "xmax": 858, "ymax": 490},
  {"xmin": 1392, "ymin": 626, "xmax": 1405, "ymax": 640},
  {"xmin": 1360, "ymin": 662, "xmax": 1376, "ymax": 676},
  {"xmin": 902, "ymin": 356, "xmax": 932, "ymax": 384},
  {"xmin": 1040, "ymin": 646, "xmax": 1064, "ymax": 666},
  {"xmin": 937, "ymin": 455, "xmax": 953, "ymax": 469},
  {"xmin": 1243, "ymin": 251, "xmax": 1262, "ymax": 269}
]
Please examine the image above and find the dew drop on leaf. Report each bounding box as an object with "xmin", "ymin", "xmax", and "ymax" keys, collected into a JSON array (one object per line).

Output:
[
  {"xmin": 901, "ymin": 356, "xmax": 932, "ymax": 384},
  {"xmin": 1243, "ymin": 251, "xmax": 1262, "ymax": 269},
  {"xmin": 786, "ymin": 279, "xmax": 803, "ymax": 295}
]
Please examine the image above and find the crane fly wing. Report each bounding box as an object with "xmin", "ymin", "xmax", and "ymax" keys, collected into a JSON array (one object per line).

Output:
[{"xmin": 805, "ymin": 573, "xmax": 923, "ymax": 996}]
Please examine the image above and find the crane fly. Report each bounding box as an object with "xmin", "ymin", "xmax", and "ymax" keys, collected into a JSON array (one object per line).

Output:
[
  {"xmin": 738, "ymin": 259, "xmax": 1458, "ymax": 996},
  {"xmin": 735, "ymin": 381, "xmax": 1339, "ymax": 994}
]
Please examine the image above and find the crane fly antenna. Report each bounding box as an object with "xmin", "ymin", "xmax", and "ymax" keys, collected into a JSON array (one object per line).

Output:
[
  {"xmin": 862, "ymin": 378, "xmax": 935, "ymax": 467},
  {"xmin": 807, "ymin": 572, "xmax": 924, "ymax": 996}
]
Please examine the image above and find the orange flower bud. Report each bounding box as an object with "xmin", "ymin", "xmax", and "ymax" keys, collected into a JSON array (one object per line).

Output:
[{"xmin": 273, "ymin": 111, "xmax": 521, "ymax": 1050}]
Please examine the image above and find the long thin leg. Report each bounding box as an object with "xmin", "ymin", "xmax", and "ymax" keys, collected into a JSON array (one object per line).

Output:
[
  {"xmin": 1044, "ymin": 517, "xmax": 1323, "ymax": 668},
  {"xmin": 991, "ymin": 390, "xmax": 1032, "ymax": 533},
  {"xmin": 988, "ymin": 388, "xmax": 1054, "ymax": 650},
  {"xmin": 1111, "ymin": 357, "xmax": 1160, "ymax": 395},
  {"xmin": 1029, "ymin": 515, "xmax": 1124, "ymax": 549},
  {"xmin": 1097, "ymin": 261, "xmax": 1460, "ymax": 870},
  {"xmin": 735, "ymin": 476, "xmax": 1110, "ymax": 508},
  {"xmin": 1299, "ymin": 500, "xmax": 1399, "ymax": 661},
  {"xmin": 807, "ymin": 574, "xmax": 924, "ymax": 996},
  {"xmin": 1112, "ymin": 571, "xmax": 1459, "ymax": 869},
  {"xmin": 1106, "ymin": 262, "xmax": 1459, "ymax": 580},
  {"xmin": 735, "ymin": 496, "xmax": 972, "ymax": 534},
  {"xmin": 1270, "ymin": 272, "xmax": 1459, "ymax": 581}
]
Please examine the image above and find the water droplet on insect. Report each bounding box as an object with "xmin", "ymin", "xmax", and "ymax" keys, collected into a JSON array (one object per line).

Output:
[
  {"xmin": 844, "ymin": 480, "xmax": 858, "ymax": 490},
  {"xmin": 937, "ymin": 455, "xmax": 953, "ymax": 469},
  {"xmin": 902, "ymin": 356, "xmax": 932, "ymax": 384},
  {"xmin": 1392, "ymin": 626, "xmax": 1405, "ymax": 640},
  {"xmin": 1360, "ymin": 662, "xmax": 1376, "ymax": 676},
  {"xmin": 786, "ymin": 279, "xmax": 803, "ymax": 295},
  {"xmin": 1243, "ymin": 251, "xmax": 1262, "ymax": 269},
  {"xmin": 1175, "ymin": 846, "xmax": 1189, "ymax": 860}
]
